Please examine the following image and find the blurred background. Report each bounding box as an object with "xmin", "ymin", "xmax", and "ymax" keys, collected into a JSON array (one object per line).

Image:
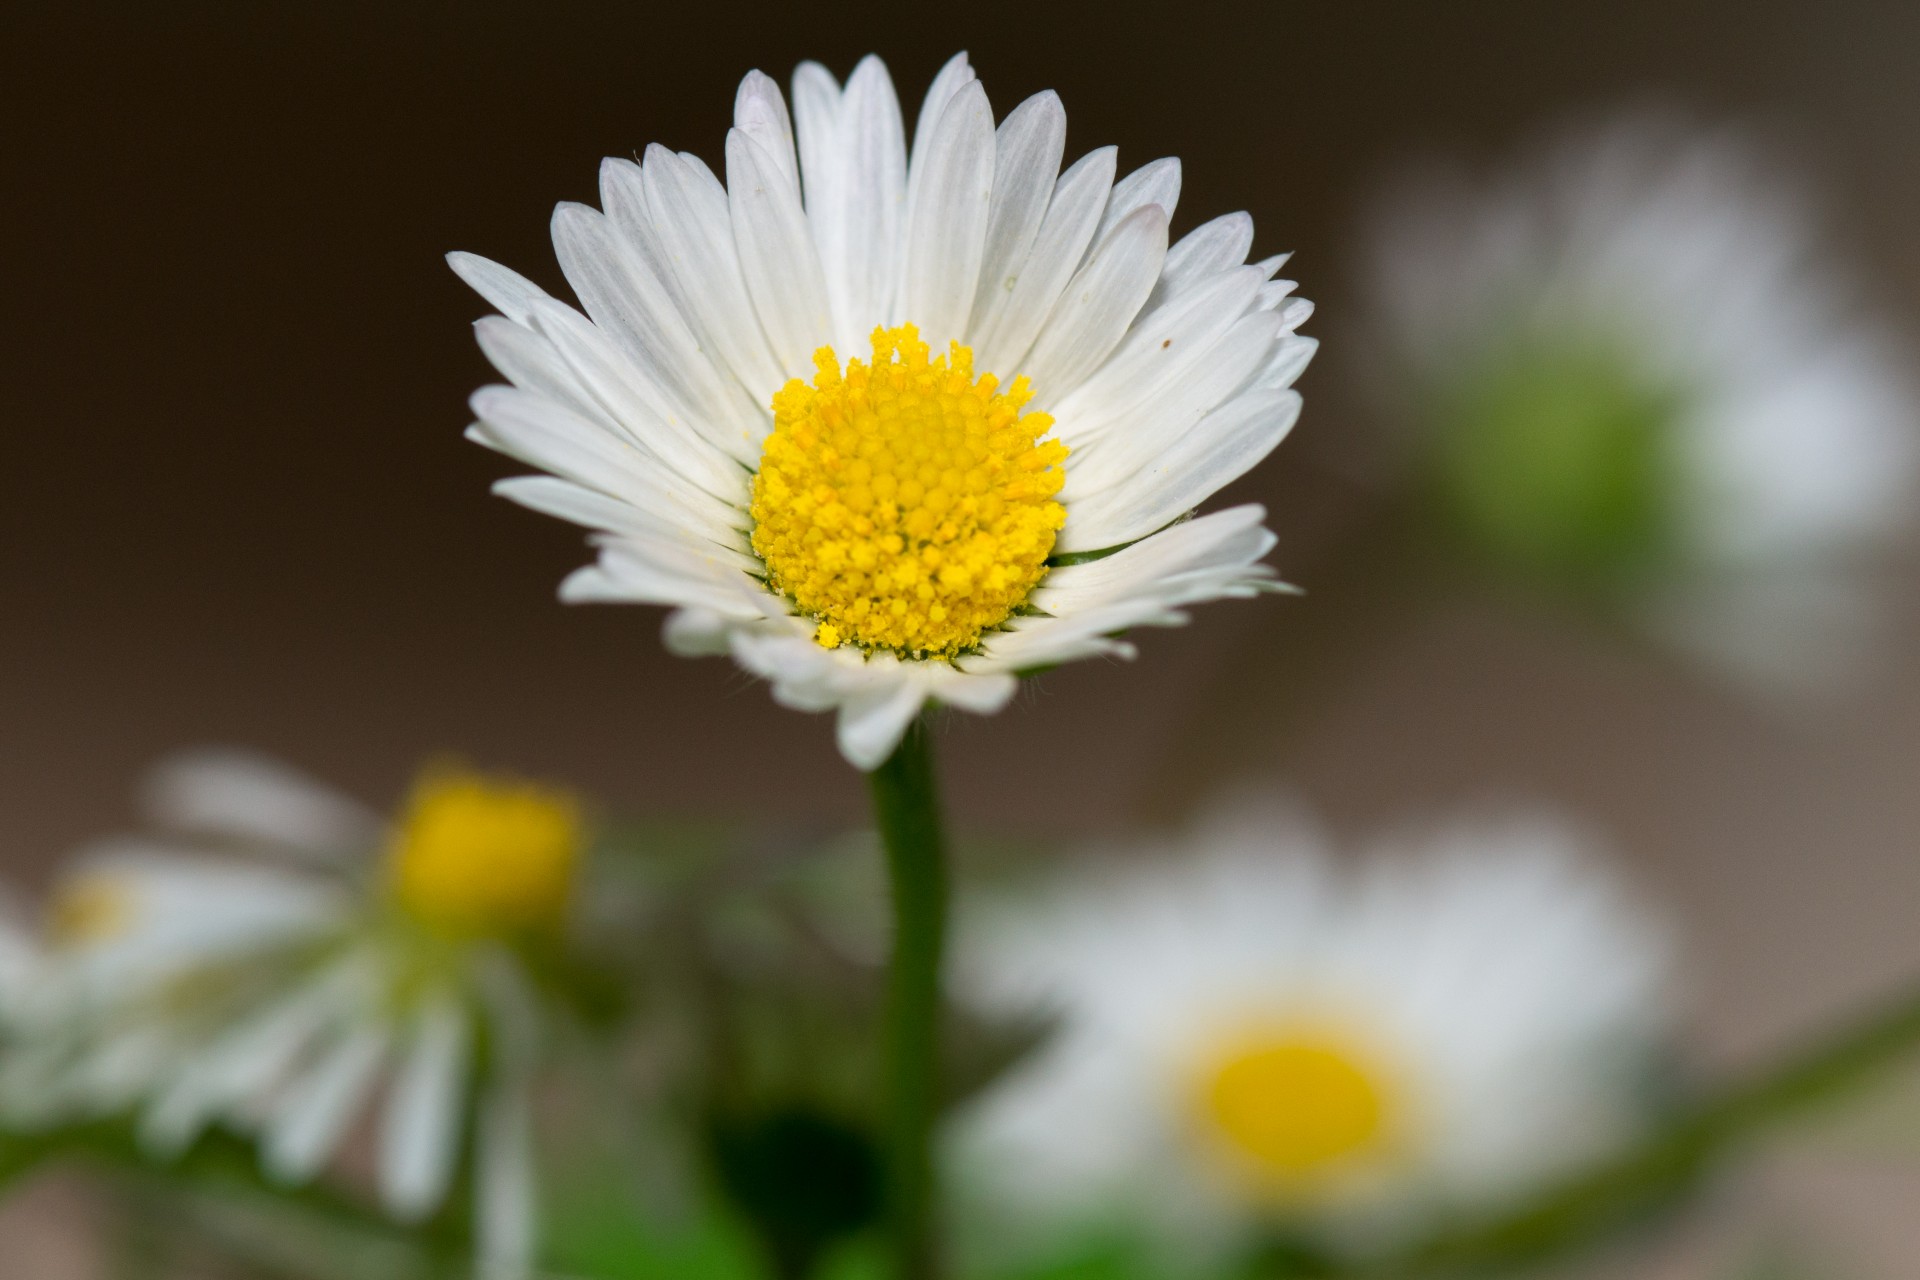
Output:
[{"xmin": 3, "ymin": 1, "xmax": 1919, "ymax": 1273}]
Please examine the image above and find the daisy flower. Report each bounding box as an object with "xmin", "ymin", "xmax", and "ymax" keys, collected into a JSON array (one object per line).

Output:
[
  {"xmin": 452, "ymin": 52, "xmax": 1315, "ymax": 768},
  {"xmin": 0, "ymin": 750, "xmax": 588, "ymax": 1277},
  {"xmin": 952, "ymin": 801, "xmax": 1673, "ymax": 1263},
  {"xmin": 1364, "ymin": 112, "xmax": 1916, "ymax": 692}
]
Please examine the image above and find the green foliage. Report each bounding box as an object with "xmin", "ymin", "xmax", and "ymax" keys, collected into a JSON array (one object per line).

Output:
[{"xmin": 709, "ymin": 1103, "xmax": 886, "ymax": 1279}]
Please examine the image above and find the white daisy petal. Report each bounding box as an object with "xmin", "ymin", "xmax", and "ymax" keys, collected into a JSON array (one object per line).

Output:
[
  {"xmin": 823, "ymin": 55, "xmax": 909, "ymax": 348},
  {"xmin": 473, "ymin": 317, "xmax": 616, "ymax": 428},
  {"xmin": 974, "ymin": 146, "xmax": 1118, "ymax": 376},
  {"xmin": 902, "ymin": 79, "xmax": 997, "ymax": 351},
  {"xmin": 57, "ymin": 847, "xmax": 347, "ymax": 994},
  {"xmin": 968, "ymin": 91, "xmax": 1068, "ymax": 339},
  {"xmin": 728, "ymin": 629, "xmax": 869, "ymax": 713},
  {"xmin": 143, "ymin": 749, "xmax": 381, "ymax": 859},
  {"xmin": 546, "ymin": 196, "xmax": 762, "ymax": 463},
  {"xmin": 379, "ymin": 996, "xmax": 471, "ymax": 1223},
  {"xmin": 1248, "ymin": 334, "xmax": 1319, "ymax": 393},
  {"xmin": 727, "ymin": 129, "xmax": 835, "ymax": 380},
  {"xmin": 980, "ymin": 616, "xmax": 1146, "ymax": 669},
  {"xmin": 908, "ymin": 52, "xmax": 977, "ymax": 180},
  {"xmin": 1152, "ymin": 212, "xmax": 1257, "ymax": 305},
  {"xmin": 491, "ymin": 476, "xmax": 738, "ymax": 554},
  {"xmin": 560, "ymin": 534, "xmax": 767, "ymax": 618},
  {"xmin": 662, "ymin": 605, "xmax": 739, "ymax": 656},
  {"xmin": 1062, "ymin": 391, "xmax": 1303, "ymax": 552},
  {"xmin": 1094, "ymin": 156, "xmax": 1181, "ymax": 246},
  {"xmin": 465, "ymin": 393, "xmax": 738, "ymax": 544},
  {"xmin": 640, "ymin": 145, "xmax": 788, "ymax": 399},
  {"xmin": 836, "ymin": 676, "xmax": 933, "ymax": 773},
  {"xmin": 137, "ymin": 955, "xmax": 372, "ymax": 1156},
  {"xmin": 1253, "ymin": 278, "xmax": 1299, "ymax": 312},
  {"xmin": 1022, "ymin": 204, "xmax": 1171, "ymax": 405},
  {"xmin": 973, "ymin": 515, "xmax": 1285, "ymax": 674},
  {"xmin": 791, "ymin": 62, "xmax": 851, "ymax": 345},
  {"xmin": 733, "ymin": 69, "xmax": 800, "ymax": 194},
  {"xmin": 922, "ymin": 665, "xmax": 1020, "ymax": 714},
  {"xmin": 263, "ymin": 1022, "xmax": 389, "ymax": 1185},
  {"xmin": 1051, "ymin": 263, "xmax": 1267, "ymax": 445},
  {"xmin": 476, "ymin": 1077, "xmax": 538, "ymax": 1279},
  {"xmin": 1036, "ymin": 504, "xmax": 1281, "ymax": 616},
  {"xmin": 791, "ymin": 60, "xmax": 843, "ymax": 212},
  {"xmin": 446, "ymin": 253, "xmax": 552, "ymax": 327},
  {"xmin": 521, "ymin": 292, "xmax": 747, "ymax": 501},
  {"xmin": 1253, "ymin": 252, "xmax": 1292, "ymax": 281},
  {"xmin": 1060, "ymin": 310, "xmax": 1287, "ymax": 508}
]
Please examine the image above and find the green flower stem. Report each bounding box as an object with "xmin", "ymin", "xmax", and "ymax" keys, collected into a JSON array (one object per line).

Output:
[
  {"xmin": 1383, "ymin": 978, "xmax": 1920, "ymax": 1277},
  {"xmin": 868, "ymin": 717, "xmax": 951, "ymax": 1280}
]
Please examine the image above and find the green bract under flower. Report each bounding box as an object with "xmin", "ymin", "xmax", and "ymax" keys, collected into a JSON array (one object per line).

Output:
[{"xmin": 1431, "ymin": 341, "xmax": 1683, "ymax": 589}]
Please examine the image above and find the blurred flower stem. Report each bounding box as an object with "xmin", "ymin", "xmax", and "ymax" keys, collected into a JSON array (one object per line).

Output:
[
  {"xmin": 1369, "ymin": 977, "xmax": 1920, "ymax": 1277},
  {"xmin": 867, "ymin": 716, "xmax": 950, "ymax": 1280}
]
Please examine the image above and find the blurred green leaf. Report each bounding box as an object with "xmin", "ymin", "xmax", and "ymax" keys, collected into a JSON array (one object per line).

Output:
[
  {"xmin": 708, "ymin": 1102, "xmax": 884, "ymax": 1279},
  {"xmin": 1432, "ymin": 340, "xmax": 1682, "ymax": 591}
]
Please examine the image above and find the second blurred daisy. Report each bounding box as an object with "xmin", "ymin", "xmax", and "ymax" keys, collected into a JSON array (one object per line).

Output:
[
  {"xmin": 1365, "ymin": 113, "xmax": 1916, "ymax": 693},
  {"xmin": 952, "ymin": 801, "xmax": 1674, "ymax": 1265},
  {"xmin": 1, "ymin": 750, "xmax": 592, "ymax": 1277}
]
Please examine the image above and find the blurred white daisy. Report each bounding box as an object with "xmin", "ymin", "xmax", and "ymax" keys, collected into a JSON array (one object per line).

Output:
[
  {"xmin": 1364, "ymin": 112, "xmax": 1916, "ymax": 693},
  {"xmin": 452, "ymin": 52, "xmax": 1315, "ymax": 768},
  {"xmin": 952, "ymin": 801, "xmax": 1673, "ymax": 1263},
  {"xmin": 0, "ymin": 750, "xmax": 586, "ymax": 1277}
]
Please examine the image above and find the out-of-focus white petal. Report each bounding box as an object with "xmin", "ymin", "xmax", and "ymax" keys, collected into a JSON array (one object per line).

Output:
[
  {"xmin": 379, "ymin": 996, "xmax": 471, "ymax": 1222},
  {"xmin": 143, "ymin": 750, "xmax": 381, "ymax": 859},
  {"xmin": 263, "ymin": 1023, "xmax": 389, "ymax": 1185},
  {"xmin": 475, "ymin": 1078, "xmax": 538, "ymax": 1279}
]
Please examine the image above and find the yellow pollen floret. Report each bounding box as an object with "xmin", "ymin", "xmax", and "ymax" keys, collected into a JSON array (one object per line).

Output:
[
  {"xmin": 1197, "ymin": 1025, "xmax": 1396, "ymax": 1186},
  {"xmin": 388, "ymin": 765, "xmax": 584, "ymax": 939},
  {"xmin": 49, "ymin": 874, "xmax": 136, "ymax": 946},
  {"xmin": 750, "ymin": 324, "xmax": 1068, "ymax": 658}
]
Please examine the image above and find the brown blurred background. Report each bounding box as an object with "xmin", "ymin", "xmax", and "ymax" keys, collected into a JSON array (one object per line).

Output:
[{"xmin": 3, "ymin": 1, "xmax": 1920, "ymax": 1273}]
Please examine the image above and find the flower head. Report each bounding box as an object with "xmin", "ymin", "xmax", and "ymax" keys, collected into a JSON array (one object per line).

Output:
[
  {"xmin": 454, "ymin": 53, "xmax": 1314, "ymax": 767},
  {"xmin": 1365, "ymin": 112, "xmax": 1917, "ymax": 691},
  {"xmin": 389, "ymin": 765, "xmax": 583, "ymax": 938},
  {"xmin": 0, "ymin": 750, "xmax": 579, "ymax": 1278},
  {"xmin": 952, "ymin": 801, "xmax": 1673, "ymax": 1262}
]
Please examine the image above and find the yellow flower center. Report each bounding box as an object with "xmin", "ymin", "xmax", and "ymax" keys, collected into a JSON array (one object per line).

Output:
[
  {"xmin": 387, "ymin": 766, "xmax": 583, "ymax": 938},
  {"xmin": 49, "ymin": 874, "xmax": 135, "ymax": 946},
  {"xmin": 1197, "ymin": 1025, "xmax": 1397, "ymax": 1185},
  {"xmin": 750, "ymin": 324, "xmax": 1068, "ymax": 658}
]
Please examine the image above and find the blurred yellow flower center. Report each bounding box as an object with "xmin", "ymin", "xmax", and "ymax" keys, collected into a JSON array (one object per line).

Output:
[
  {"xmin": 388, "ymin": 768, "xmax": 582, "ymax": 937},
  {"xmin": 1199, "ymin": 1027, "xmax": 1393, "ymax": 1181},
  {"xmin": 750, "ymin": 324, "xmax": 1068, "ymax": 658},
  {"xmin": 49, "ymin": 874, "xmax": 134, "ymax": 946}
]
